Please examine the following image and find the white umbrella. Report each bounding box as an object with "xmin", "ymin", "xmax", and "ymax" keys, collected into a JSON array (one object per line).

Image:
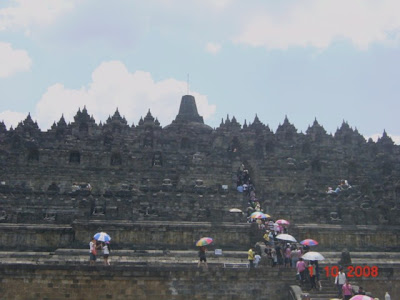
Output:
[
  {"xmin": 302, "ymin": 251, "xmax": 325, "ymax": 261},
  {"xmin": 276, "ymin": 234, "xmax": 297, "ymax": 243},
  {"xmin": 229, "ymin": 208, "xmax": 243, "ymax": 213}
]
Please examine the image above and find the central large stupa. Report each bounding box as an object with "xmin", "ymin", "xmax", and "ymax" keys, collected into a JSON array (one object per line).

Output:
[{"xmin": 165, "ymin": 95, "xmax": 212, "ymax": 131}]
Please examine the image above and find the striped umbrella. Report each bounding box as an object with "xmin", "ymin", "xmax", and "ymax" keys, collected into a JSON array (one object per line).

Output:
[
  {"xmin": 300, "ymin": 239, "xmax": 319, "ymax": 246},
  {"xmin": 93, "ymin": 232, "xmax": 111, "ymax": 243},
  {"xmin": 196, "ymin": 237, "xmax": 213, "ymax": 247},
  {"xmin": 250, "ymin": 212, "xmax": 270, "ymax": 219}
]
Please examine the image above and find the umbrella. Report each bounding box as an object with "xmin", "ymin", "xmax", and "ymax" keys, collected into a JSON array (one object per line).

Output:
[
  {"xmin": 350, "ymin": 296, "xmax": 374, "ymax": 300},
  {"xmin": 93, "ymin": 232, "xmax": 111, "ymax": 243},
  {"xmin": 300, "ymin": 239, "xmax": 319, "ymax": 246},
  {"xmin": 196, "ymin": 237, "xmax": 213, "ymax": 247},
  {"xmin": 229, "ymin": 208, "xmax": 243, "ymax": 213},
  {"xmin": 250, "ymin": 212, "xmax": 271, "ymax": 219},
  {"xmin": 302, "ymin": 251, "xmax": 325, "ymax": 261},
  {"xmin": 276, "ymin": 219, "xmax": 290, "ymax": 226},
  {"xmin": 250, "ymin": 212, "xmax": 268, "ymax": 219},
  {"xmin": 276, "ymin": 234, "xmax": 297, "ymax": 243}
]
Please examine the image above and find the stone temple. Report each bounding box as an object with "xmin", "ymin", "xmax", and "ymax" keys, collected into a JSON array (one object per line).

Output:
[{"xmin": 0, "ymin": 95, "xmax": 399, "ymax": 299}]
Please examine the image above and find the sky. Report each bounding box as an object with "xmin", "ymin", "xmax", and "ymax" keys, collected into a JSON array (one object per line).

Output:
[{"xmin": 0, "ymin": 0, "xmax": 399, "ymax": 144}]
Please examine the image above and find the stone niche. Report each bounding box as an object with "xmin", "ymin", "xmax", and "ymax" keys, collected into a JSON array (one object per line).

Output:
[{"xmin": 161, "ymin": 178, "xmax": 173, "ymax": 192}]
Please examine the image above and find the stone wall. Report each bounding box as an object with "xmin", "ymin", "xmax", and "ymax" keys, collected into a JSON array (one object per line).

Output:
[
  {"xmin": 0, "ymin": 221, "xmax": 399, "ymax": 252},
  {"xmin": 73, "ymin": 220, "xmax": 252, "ymax": 251},
  {"xmin": 290, "ymin": 224, "xmax": 400, "ymax": 252},
  {"xmin": 0, "ymin": 264, "xmax": 296, "ymax": 300},
  {"xmin": 1, "ymin": 264, "xmax": 399, "ymax": 300},
  {"xmin": 0, "ymin": 224, "xmax": 74, "ymax": 251},
  {"xmin": 0, "ymin": 188, "xmax": 399, "ymax": 226}
]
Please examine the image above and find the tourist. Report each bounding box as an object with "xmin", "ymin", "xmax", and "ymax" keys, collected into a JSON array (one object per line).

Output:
[
  {"xmin": 248, "ymin": 247, "xmax": 255, "ymax": 268},
  {"xmin": 291, "ymin": 245, "xmax": 301, "ymax": 269},
  {"xmin": 355, "ymin": 286, "xmax": 366, "ymax": 295},
  {"xmin": 284, "ymin": 244, "xmax": 292, "ymax": 268},
  {"xmin": 309, "ymin": 261, "xmax": 317, "ymax": 291},
  {"xmin": 198, "ymin": 246, "xmax": 208, "ymax": 268},
  {"xmin": 314, "ymin": 260, "xmax": 321, "ymax": 290},
  {"xmin": 327, "ymin": 187, "xmax": 335, "ymax": 194},
  {"xmin": 89, "ymin": 238, "xmax": 97, "ymax": 265},
  {"xmin": 273, "ymin": 222, "xmax": 280, "ymax": 235},
  {"xmin": 254, "ymin": 253, "xmax": 261, "ymax": 268},
  {"xmin": 263, "ymin": 230, "xmax": 270, "ymax": 246},
  {"xmin": 275, "ymin": 243, "xmax": 283, "ymax": 267},
  {"xmin": 296, "ymin": 258, "xmax": 306, "ymax": 284},
  {"xmin": 342, "ymin": 280, "xmax": 353, "ymax": 300},
  {"xmin": 72, "ymin": 182, "xmax": 80, "ymax": 192},
  {"xmin": 268, "ymin": 230, "xmax": 275, "ymax": 247},
  {"xmin": 270, "ymin": 248, "xmax": 278, "ymax": 267},
  {"xmin": 258, "ymin": 219, "xmax": 265, "ymax": 230},
  {"xmin": 334, "ymin": 267, "xmax": 346, "ymax": 298},
  {"xmin": 102, "ymin": 242, "xmax": 110, "ymax": 266}
]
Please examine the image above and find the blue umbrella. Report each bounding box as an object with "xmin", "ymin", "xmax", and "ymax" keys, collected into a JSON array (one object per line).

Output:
[{"xmin": 93, "ymin": 232, "xmax": 111, "ymax": 242}]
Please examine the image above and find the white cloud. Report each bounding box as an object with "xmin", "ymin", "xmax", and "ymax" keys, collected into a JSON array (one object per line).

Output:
[
  {"xmin": 233, "ymin": 0, "xmax": 400, "ymax": 50},
  {"xmin": 0, "ymin": 0, "xmax": 76, "ymax": 32},
  {"xmin": 205, "ymin": 42, "xmax": 221, "ymax": 54},
  {"xmin": 0, "ymin": 110, "xmax": 28, "ymax": 128},
  {"xmin": 200, "ymin": 0, "xmax": 231, "ymax": 10},
  {"xmin": 368, "ymin": 133, "xmax": 400, "ymax": 145},
  {"xmin": 33, "ymin": 61, "xmax": 216, "ymax": 130},
  {"xmin": 0, "ymin": 42, "xmax": 31, "ymax": 77}
]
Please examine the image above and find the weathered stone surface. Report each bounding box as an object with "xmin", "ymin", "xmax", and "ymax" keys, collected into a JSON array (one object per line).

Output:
[
  {"xmin": 0, "ymin": 95, "xmax": 400, "ymax": 251},
  {"xmin": 0, "ymin": 263, "xmax": 399, "ymax": 300}
]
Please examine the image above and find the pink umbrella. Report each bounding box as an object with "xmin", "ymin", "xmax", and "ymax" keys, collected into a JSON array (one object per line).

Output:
[
  {"xmin": 350, "ymin": 296, "xmax": 374, "ymax": 300},
  {"xmin": 276, "ymin": 219, "xmax": 290, "ymax": 226}
]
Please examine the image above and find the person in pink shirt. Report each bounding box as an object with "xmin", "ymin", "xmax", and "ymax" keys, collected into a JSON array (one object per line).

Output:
[
  {"xmin": 342, "ymin": 280, "xmax": 353, "ymax": 300},
  {"xmin": 284, "ymin": 244, "xmax": 292, "ymax": 268},
  {"xmin": 296, "ymin": 258, "xmax": 306, "ymax": 284}
]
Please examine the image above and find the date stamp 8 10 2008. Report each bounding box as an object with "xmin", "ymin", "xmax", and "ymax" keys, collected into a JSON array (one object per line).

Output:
[{"xmin": 316, "ymin": 265, "xmax": 379, "ymax": 278}]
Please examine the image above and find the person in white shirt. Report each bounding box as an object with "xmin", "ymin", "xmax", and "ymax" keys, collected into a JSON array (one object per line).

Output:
[
  {"xmin": 254, "ymin": 254, "xmax": 261, "ymax": 268},
  {"xmin": 334, "ymin": 267, "xmax": 347, "ymax": 298},
  {"xmin": 102, "ymin": 242, "xmax": 110, "ymax": 266}
]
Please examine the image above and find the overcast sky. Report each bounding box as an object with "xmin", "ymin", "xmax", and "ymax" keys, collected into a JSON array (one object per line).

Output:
[{"xmin": 0, "ymin": 0, "xmax": 399, "ymax": 143}]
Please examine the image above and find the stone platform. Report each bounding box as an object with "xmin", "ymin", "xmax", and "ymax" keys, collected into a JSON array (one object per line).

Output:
[
  {"xmin": 1, "ymin": 221, "xmax": 400, "ymax": 252},
  {"xmin": 0, "ymin": 249, "xmax": 399, "ymax": 299}
]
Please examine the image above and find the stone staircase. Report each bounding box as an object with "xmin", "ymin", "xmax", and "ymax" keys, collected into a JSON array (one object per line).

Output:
[{"xmin": 298, "ymin": 269, "xmax": 339, "ymax": 300}]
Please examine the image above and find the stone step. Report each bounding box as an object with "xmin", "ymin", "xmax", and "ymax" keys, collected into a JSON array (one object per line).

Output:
[{"xmin": 1, "ymin": 249, "xmax": 400, "ymax": 265}]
